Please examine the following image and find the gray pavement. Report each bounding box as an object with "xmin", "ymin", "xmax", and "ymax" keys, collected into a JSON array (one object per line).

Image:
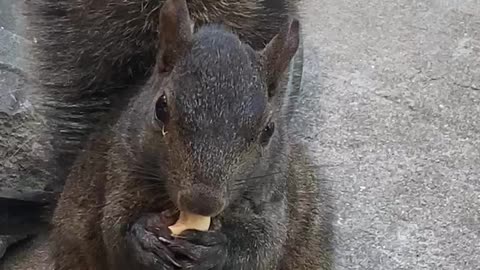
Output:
[
  {"xmin": 295, "ymin": 0, "xmax": 480, "ymax": 269},
  {"xmin": 1, "ymin": 0, "xmax": 480, "ymax": 269}
]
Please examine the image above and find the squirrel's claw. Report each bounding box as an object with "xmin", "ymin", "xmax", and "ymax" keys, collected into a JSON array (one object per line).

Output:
[
  {"xmin": 168, "ymin": 230, "xmax": 227, "ymax": 270},
  {"xmin": 125, "ymin": 214, "xmax": 182, "ymax": 269}
]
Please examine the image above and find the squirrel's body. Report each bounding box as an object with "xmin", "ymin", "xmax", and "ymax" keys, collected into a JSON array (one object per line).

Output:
[
  {"xmin": 53, "ymin": 135, "xmax": 332, "ymax": 270},
  {"xmin": 24, "ymin": 0, "xmax": 300, "ymax": 188},
  {"xmin": 47, "ymin": 0, "xmax": 332, "ymax": 269},
  {"xmin": 20, "ymin": 0, "xmax": 333, "ymax": 269}
]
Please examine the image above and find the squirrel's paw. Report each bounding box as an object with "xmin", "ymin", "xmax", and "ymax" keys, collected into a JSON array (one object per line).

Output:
[
  {"xmin": 168, "ymin": 229, "xmax": 227, "ymax": 270},
  {"xmin": 125, "ymin": 213, "xmax": 181, "ymax": 270}
]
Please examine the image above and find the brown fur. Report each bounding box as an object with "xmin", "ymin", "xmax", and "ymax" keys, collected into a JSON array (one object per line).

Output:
[
  {"xmin": 283, "ymin": 144, "xmax": 334, "ymax": 269},
  {"xmin": 50, "ymin": 140, "xmax": 333, "ymax": 269},
  {"xmin": 22, "ymin": 0, "xmax": 333, "ymax": 269}
]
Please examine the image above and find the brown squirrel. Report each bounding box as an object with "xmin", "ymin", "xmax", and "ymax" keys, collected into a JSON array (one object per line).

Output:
[{"xmin": 47, "ymin": 0, "xmax": 333, "ymax": 269}]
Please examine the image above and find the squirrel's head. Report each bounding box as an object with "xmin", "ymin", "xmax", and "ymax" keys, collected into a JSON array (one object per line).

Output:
[{"xmin": 140, "ymin": 0, "xmax": 299, "ymax": 217}]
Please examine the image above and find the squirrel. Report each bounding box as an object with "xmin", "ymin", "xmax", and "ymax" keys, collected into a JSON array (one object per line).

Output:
[
  {"xmin": 47, "ymin": 0, "xmax": 333, "ymax": 269},
  {"xmin": 8, "ymin": 0, "xmax": 298, "ymax": 256},
  {"xmin": 23, "ymin": 0, "xmax": 301, "ymax": 192}
]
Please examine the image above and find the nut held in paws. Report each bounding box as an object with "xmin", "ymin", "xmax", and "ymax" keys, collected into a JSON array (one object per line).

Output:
[{"xmin": 168, "ymin": 211, "xmax": 211, "ymax": 235}]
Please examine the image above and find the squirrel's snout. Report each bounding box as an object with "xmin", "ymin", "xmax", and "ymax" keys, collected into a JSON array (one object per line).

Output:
[{"xmin": 177, "ymin": 185, "xmax": 226, "ymax": 217}]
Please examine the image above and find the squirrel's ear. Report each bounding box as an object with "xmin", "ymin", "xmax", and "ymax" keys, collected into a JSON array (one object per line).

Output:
[
  {"xmin": 158, "ymin": 0, "xmax": 194, "ymax": 73},
  {"xmin": 260, "ymin": 18, "xmax": 300, "ymax": 97}
]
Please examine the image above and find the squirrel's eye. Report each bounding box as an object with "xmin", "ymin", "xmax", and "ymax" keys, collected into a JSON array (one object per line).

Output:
[
  {"xmin": 260, "ymin": 121, "xmax": 275, "ymax": 145},
  {"xmin": 154, "ymin": 93, "xmax": 170, "ymax": 126}
]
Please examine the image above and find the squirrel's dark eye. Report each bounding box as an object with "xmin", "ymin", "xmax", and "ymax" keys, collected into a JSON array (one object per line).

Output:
[
  {"xmin": 260, "ymin": 121, "xmax": 275, "ymax": 145},
  {"xmin": 154, "ymin": 93, "xmax": 170, "ymax": 126}
]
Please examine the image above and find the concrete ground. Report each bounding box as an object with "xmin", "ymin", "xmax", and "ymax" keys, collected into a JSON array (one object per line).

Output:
[
  {"xmin": 1, "ymin": 0, "xmax": 479, "ymax": 269},
  {"xmin": 295, "ymin": 0, "xmax": 480, "ymax": 269}
]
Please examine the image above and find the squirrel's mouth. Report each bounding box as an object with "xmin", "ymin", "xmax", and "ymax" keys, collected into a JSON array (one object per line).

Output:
[
  {"xmin": 174, "ymin": 187, "xmax": 226, "ymax": 216},
  {"xmin": 162, "ymin": 184, "xmax": 226, "ymax": 234}
]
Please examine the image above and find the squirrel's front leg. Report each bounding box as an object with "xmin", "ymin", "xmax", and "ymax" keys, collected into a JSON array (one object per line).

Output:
[{"xmin": 170, "ymin": 201, "xmax": 288, "ymax": 270}]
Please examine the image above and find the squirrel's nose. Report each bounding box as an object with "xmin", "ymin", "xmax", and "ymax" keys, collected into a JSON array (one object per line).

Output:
[{"xmin": 177, "ymin": 185, "xmax": 226, "ymax": 217}]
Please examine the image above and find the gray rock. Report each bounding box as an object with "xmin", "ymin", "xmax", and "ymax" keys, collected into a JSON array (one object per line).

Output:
[
  {"xmin": 0, "ymin": 236, "xmax": 27, "ymax": 259},
  {"xmin": 0, "ymin": 0, "xmax": 52, "ymax": 191},
  {"xmin": 0, "ymin": 0, "xmax": 53, "ymax": 263}
]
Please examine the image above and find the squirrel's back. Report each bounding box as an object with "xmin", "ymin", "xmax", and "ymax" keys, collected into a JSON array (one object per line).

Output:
[{"xmin": 23, "ymin": 0, "xmax": 301, "ymax": 187}]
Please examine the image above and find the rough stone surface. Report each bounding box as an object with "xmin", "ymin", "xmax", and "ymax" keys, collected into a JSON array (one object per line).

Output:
[
  {"xmin": 0, "ymin": 0, "xmax": 51, "ymax": 192},
  {"xmin": 0, "ymin": 0, "xmax": 53, "ymax": 265},
  {"xmin": 1, "ymin": 0, "xmax": 480, "ymax": 269}
]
